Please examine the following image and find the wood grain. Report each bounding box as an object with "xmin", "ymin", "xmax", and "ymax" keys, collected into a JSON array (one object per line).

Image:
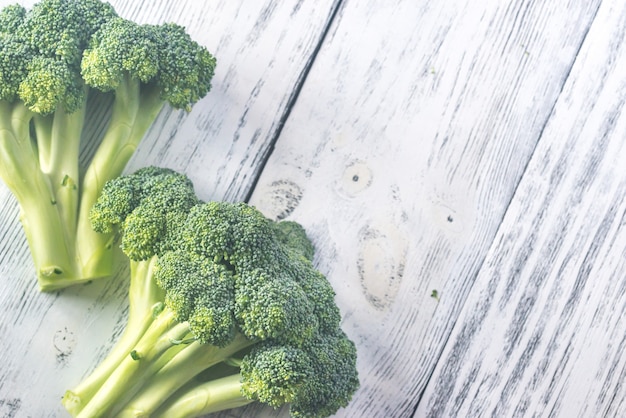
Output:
[
  {"xmin": 1, "ymin": 0, "xmax": 625, "ymax": 417},
  {"xmin": 248, "ymin": 0, "xmax": 604, "ymax": 417},
  {"xmin": 417, "ymin": 0, "xmax": 626, "ymax": 416},
  {"xmin": 0, "ymin": 0, "xmax": 339, "ymax": 416}
]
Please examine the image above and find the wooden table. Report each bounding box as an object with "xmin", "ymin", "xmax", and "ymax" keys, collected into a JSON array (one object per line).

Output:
[{"xmin": 1, "ymin": 0, "xmax": 625, "ymax": 416}]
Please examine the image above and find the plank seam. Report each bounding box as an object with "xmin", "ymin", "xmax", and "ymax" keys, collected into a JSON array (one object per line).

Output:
[
  {"xmin": 489, "ymin": 0, "xmax": 603, "ymax": 244},
  {"xmin": 411, "ymin": 1, "xmax": 604, "ymax": 417},
  {"xmin": 243, "ymin": 0, "xmax": 347, "ymax": 202}
]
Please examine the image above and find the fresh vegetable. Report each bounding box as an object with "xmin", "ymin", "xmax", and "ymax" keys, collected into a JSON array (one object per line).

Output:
[
  {"xmin": 62, "ymin": 167, "xmax": 359, "ymax": 418},
  {"xmin": 0, "ymin": 0, "xmax": 216, "ymax": 291}
]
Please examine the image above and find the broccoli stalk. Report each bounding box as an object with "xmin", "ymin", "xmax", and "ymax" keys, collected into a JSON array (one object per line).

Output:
[
  {"xmin": 63, "ymin": 167, "xmax": 359, "ymax": 418},
  {"xmin": 153, "ymin": 330, "xmax": 360, "ymax": 418},
  {"xmin": 74, "ymin": 320, "xmax": 253, "ymax": 417},
  {"xmin": 0, "ymin": 0, "xmax": 216, "ymax": 291},
  {"xmin": 157, "ymin": 374, "xmax": 255, "ymax": 417},
  {"xmin": 74, "ymin": 78, "xmax": 164, "ymax": 282},
  {"xmin": 62, "ymin": 258, "xmax": 164, "ymax": 414},
  {"xmin": 0, "ymin": 100, "xmax": 83, "ymax": 281}
]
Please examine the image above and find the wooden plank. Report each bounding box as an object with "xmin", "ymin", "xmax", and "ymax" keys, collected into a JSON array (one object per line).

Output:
[
  {"xmin": 417, "ymin": 0, "xmax": 626, "ymax": 416},
  {"xmin": 0, "ymin": 0, "xmax": 338, "ymax": 416},
  {"xmin": 247, "ymin": 0, "xmax": 603, "ymax": 417}
]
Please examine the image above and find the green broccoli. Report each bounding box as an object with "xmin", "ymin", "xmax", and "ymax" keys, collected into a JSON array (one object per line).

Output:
[
  {"xmin": 0, "ymin": 0, "xmax": 216, "ymax": 291},
  {"xmin": 62, "ymin": 167, "xmax": 359, "ymax": 418}
]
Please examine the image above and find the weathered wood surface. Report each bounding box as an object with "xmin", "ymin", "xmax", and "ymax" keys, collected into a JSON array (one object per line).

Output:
[
  {"xmin": 417, "ymin": 0, "xmax": 626, "ymax": 416},
  {"xmin": 0, "ymin": 0, "xmax": 625, "ymax": 417}
]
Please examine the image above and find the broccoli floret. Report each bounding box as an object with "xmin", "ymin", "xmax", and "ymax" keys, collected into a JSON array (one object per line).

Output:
[
  {"xmin": 90, "ymin": 166, "xmax": 200, "ymax": 260},
  {"xmin": 0, "ymin": 5, "xmax": 26, "ymax": 34},
  {"xmin": 63, "ymin": 168, "xmax": 359, "ymax": 418},
  {"xmin": 0, "ymin": 0, "xmax": 216, "ymax": 291},
  {"xmin": 273, "ymin": 220, "xmax": 316, "ymax": 261}
]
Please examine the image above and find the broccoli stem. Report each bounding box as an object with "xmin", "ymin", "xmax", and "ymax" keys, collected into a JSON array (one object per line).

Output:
[
  {"xmin": 0, "ymin": 100, "xmax": 78, "ymax": 289},
  {"xmin": 75, "ymin": 76, "xmax": 164, "ymax": 280},
  {"xmin": 31, "ymin": 105, "xmax": 90, "ymax": 289},
  {"xmin": 116, "ymin": 333, "xmax": 254, "ymax": 416},
  {"xmin": 73, "ymin": 307, "xmax": 188, "ymax": 418},
  {"xmin": 62, "ymin": 258, "xmax": 164, "ymax": 415},
  {"xmin": 73, "ymin": 305, "xmax": 253, "ymax": 418},
  {"xmin": 0, "ymin": 96, "xmax": 123, "ymax": 290},
  {"xmin": 33, "ymin": 99, "xmax": 85, "ymax": 236},
  {"xmin": 153, "ymin": 374, "xmax": 253, "ymax": 418}
]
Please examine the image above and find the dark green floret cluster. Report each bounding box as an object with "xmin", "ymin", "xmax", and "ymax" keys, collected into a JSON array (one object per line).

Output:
[
  {"xmin": 0, "ymin": 0, "xmax": 216, "ymax": 291},
  {"xmin": 62, "ymin": 167, "xmax": 360, "ymax": 417}
]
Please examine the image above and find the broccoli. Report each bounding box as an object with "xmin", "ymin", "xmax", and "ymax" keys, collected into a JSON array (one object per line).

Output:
[
  {"xmin": 62, "ymin": 167, "xmax": 360, "ymax": 418},
  {"xmin": 0, "ymin": 0, "xmax": 216, "ymax": 291}
]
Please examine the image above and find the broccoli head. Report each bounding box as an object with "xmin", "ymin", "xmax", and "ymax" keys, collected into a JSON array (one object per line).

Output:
[
  {"xmin": 0, "ymin": 0, "xmax": 216, "ymax": 291},
  {"xmin": 63, "ymin": 167, "xmax": 359, "ymax": 418}
]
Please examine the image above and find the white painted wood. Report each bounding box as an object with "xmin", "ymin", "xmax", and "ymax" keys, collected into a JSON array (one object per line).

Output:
[
  {"xmin": 248, "ymin": 0, "xmax": 604, "ymax": 417},
  {"xmin": 0, "ymin": 0, "xmax": 338, "ymax": 416},
  {"xmin": 417, "ymin": 0, "xmax": 626, "ymax": 416}
]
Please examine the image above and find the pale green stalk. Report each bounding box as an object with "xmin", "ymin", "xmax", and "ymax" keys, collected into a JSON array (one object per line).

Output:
[
  {"xmin": 115, "ymin": 333, "xmax": 254, "ymax": 416},
  {"xmin": 0, "ymin": 100, "xmax": 78, "ymax": 290},
  {"xmin": 76, "ymin": 76, "xmax": 165, "ymax": 280},
  {"xmin": 62, "ymin": 258, "xmax": 164, "ymax": 415},
  {"xmin": 73, "ymin": 308, "xmax": 188, "ymax": 418},
  {"xmin": 154, "ymin": 374, "xmax": 253, "ymax": 418}
]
